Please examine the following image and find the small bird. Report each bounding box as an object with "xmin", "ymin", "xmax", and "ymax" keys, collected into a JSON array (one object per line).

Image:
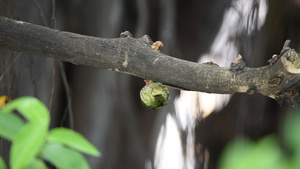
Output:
[{"xmin": 140, "ymin": 80, "xmax": 169, "ymax": 110}]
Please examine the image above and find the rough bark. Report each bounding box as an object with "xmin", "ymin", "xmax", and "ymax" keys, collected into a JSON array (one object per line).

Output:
[{"xmin": 0, "ymin": 16, "xmax": 299, "ymax": 106}]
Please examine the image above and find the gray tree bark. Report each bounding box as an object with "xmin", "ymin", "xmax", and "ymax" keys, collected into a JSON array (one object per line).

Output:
[{"xmin": 0, "ymin": 16, "xmax": 299, "ymax": 106}]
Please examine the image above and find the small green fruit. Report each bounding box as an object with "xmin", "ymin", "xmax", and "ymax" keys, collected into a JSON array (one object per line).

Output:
[{"xmin": 140, "ymin": 80, "xmax": 169, "ymax": 110}]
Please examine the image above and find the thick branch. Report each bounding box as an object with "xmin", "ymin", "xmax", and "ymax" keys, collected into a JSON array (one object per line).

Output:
[{"xmin": 0, "ymin": 16, "xmax": 300, "ymax": 106}]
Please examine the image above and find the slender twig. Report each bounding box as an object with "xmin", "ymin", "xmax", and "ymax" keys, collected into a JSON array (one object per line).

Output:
[
  {"xmin": 32, "ymin": 0, "xmax": 49, "ymax": 27},
  {"xmin": 57, "ymin": 61, "xmax": 74, "ymax": 129},
  {"xmin": 0, "ymin": 53, "xmax": 21, "ymax": 82},
  {"xmin": 49, "ymin": 60, "xmax": 55, "ymax": 113},
  {"xmin": 51, "ymin": 0, "xmax": 56, "ymax": 29}
]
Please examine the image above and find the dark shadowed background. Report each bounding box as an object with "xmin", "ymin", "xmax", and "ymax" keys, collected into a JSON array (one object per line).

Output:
[{"xmin": 0, "ymin": 0, "xmax": 300, "ymax": 168}]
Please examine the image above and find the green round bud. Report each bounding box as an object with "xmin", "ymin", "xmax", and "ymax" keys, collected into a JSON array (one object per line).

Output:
[{"xmin": 140, "ymin": 80, "xmax": 170, "ymax": 110}]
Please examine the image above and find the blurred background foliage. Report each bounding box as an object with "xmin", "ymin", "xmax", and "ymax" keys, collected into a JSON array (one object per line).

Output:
[
  {"xmin": 219, "ymin": 109, "xmax": 300, "ymax": 169},
  {"xmin": 0, "ymin": 96, "xmax": 100, "ymax": 169},
  {"xmin": 0, "ymin": 0, "xmax": 300, "ymax": 168}
]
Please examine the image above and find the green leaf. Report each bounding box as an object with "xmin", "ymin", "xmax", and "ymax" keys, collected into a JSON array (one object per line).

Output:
[
  {"xmin": 2, "ymin": 97, "xmax": 50, "ymax": 169},
  {"xmin": 246, "ymin": 135, "xmax": 282, "ymax": 169},
  {"xmin": 40, "ymin": 143, "xmax": 90, "ymax": 169},
  {"xmin": 0, "ymin": 156, "xmax": 7, "ymax": 169},
  {"xmin": 47, "ymin": 128, "xmax": 100, "ymax": 156},
  {"xmin": 283, "ymin": 109, "xmax": 300, "ymax": 150},
  {"xmin": 0, "ymin": 110, "xmax": 24, "ymax": 141},
  {"xmin": 219, "ymin": 136, "xmax": 284, "ymax": 169},
  {"xmin": 25, "ymin": 159, "xmax": 48, "ymax": 169},
  {"xmin": 218, "ymin": 138, "xmax": 254, "ymax": 169},
  {"xmin": 10, "ymin": 123, "xmax": 48, "ymax": 169},
  {"xmin": 2, "ymin": 97, "xmax": 49, "ymax": 124}
]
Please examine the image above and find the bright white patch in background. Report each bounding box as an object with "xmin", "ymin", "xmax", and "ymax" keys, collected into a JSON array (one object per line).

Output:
[
  {"xmin": 145, "ymin": 159, "xmax": 152, "ymax": 169},
  {"xmin": 198, "ymin": 93, "xmax": 230, "ymax": 118},
  {"xmin": 174, "ymin": 91, "xmax": 197, "ymax": 130},
  {"xmin": 153, "ymin": 0, "xmax": 268, "ymax": 169},
  {"xmin": 154, "ymin": 114, "xmax": 184, "ymax": 169}
]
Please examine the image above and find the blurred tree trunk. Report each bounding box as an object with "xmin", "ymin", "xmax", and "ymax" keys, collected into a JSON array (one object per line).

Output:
[
  {"xmin": 61, "ymin": 0, "xmax": 148, "ymax": 168},
  {"xmin": 0, "ymin": 0, "xmax": 300, "ymax": 169}
]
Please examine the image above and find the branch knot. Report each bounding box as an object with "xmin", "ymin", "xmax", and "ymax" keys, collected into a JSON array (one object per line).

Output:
[{"xmin": 230, "ymin": 54, "xmax": 246, "ymax": 71}]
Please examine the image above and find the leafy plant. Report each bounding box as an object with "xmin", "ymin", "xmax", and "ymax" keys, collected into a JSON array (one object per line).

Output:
[
  {"xmin": 218, "ymin": 109, "xmax": 300, "ymax": 169},
  {"xmin": 0, "ymin": 96, "xmax": 100, "ymax": 169}
]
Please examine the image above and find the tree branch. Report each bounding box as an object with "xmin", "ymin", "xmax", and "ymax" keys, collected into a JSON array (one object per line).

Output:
[{"xmin": 0, "ymin": 16, "xmax": 299, "ymax": 106}]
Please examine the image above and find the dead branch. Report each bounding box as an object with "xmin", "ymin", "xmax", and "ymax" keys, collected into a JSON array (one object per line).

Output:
[{"xmin": 0, "ymin": 16, "xmax": 299, "ymax": 106}]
